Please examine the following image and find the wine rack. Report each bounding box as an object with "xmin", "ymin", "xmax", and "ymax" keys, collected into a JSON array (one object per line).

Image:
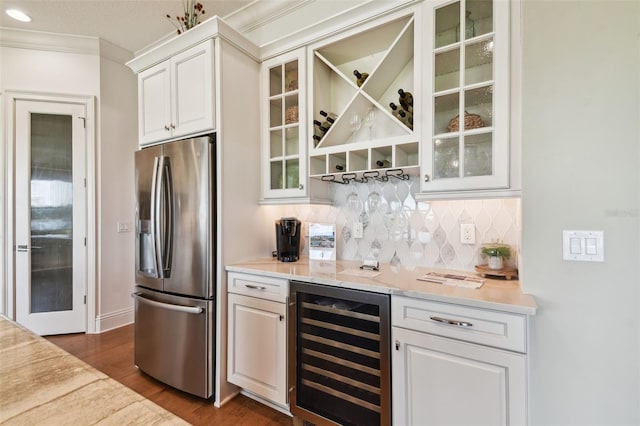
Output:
[{"xmin": 308, "ymin": 8, "xmax": 420, "ymax": 179}]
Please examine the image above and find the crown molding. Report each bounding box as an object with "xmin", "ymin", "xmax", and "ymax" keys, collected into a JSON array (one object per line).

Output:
[
  {"xmin": 0, "ymin": 27, "xmax": 100, "ymax": 55},
  {"xmin": 0, "ymin": 27, "xmax": 134, "ymax": 65},
  {"xmin": 126, "ymin": 16, "xmax": 260, "ymax": 74},
  {"xmin": 223, "ymin": 0, "xmax": 418, "ymax": 60}
]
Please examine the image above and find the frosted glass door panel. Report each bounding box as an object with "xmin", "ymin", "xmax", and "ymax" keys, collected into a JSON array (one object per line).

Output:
[
  {"xmin": 30, "ymin": 113, "xmax": 73, "ymax": 313},
  {"xmin": 15, "ymin": 98, "xmax": 87, "ymax": 336}
]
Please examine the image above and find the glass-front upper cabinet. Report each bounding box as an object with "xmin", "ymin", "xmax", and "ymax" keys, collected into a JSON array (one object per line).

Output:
[
  {"xmin": 261, "ymin": 47, "xmax": 330, "ymax": 204},
  {"xmin": 421, "ymin": 0, "xmax": 510, "ymax": 193}
]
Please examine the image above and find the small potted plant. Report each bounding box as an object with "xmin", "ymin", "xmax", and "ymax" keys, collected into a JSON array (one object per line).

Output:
[{"xmin": 480, "ymin": 243, "xmax": 511, "ymax": 270}]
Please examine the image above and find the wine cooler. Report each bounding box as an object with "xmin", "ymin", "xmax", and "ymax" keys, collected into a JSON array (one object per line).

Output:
[{"xmin": 289, "ymin": 281, "xmax": 391, "ymax": 426}]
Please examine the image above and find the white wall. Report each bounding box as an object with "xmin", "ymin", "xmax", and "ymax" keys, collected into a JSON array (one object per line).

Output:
[
  {"xmin": 521, "ymin": 1, "xmax": 640, "ymax": 424},
  {"xmin": 96, "ymin": 43, "xmax": 137, "ymax": 331},
  {"xmin": 0, "ymin": 36, "xmax": 138, "ymax": 332},
  {"xmin": 0, "ymin": 43, "xmax": 100, "ymax": 322},
  {"xmin": 0, "ymin": 46, "xmax": 100, "ymax": 95}
]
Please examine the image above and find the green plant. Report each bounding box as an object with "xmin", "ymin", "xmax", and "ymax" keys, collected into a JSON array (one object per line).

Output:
[{"xmin": 481, "ymin": 245, "xmax": 511, "ymax": 258}]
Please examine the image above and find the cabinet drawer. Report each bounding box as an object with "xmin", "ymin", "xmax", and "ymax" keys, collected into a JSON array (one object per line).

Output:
[
  {"xmin": 392, "ymin": 296, "xmax": 527, "ymax": 353},
  {"xmin": 228, "ymin": 272, "xmax": 289, "ymax": 303}
]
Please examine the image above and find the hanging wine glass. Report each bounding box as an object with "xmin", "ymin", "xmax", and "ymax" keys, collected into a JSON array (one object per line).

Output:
[
  {"xmin": 349, "ymin": 113, "xmax": 361, "ymax": 143},
  {"xmin": 365, "ymin": 107, "xmax": 375, "ymax": 141}
]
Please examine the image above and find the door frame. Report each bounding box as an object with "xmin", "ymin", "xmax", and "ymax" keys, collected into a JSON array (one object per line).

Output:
[{"xmin": 2, "ymin": 91, "xmax": 96, "ymax": 333}]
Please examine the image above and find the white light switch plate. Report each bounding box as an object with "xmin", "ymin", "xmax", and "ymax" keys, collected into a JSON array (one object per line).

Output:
[
  {"xmin": 117, "ymin": 221, "xmax": 131, "ymax": 233},
  {"xmin": 562, "ymin": 230, "xmax": 604, "ymax": 262}
]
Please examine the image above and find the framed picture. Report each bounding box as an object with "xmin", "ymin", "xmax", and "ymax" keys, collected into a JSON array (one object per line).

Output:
[{"xmin": 308, "ymin": 223, "xmax": 336, "ymax": 260}]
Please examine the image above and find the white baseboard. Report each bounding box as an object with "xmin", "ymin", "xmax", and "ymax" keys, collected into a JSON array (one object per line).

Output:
[{"xmin": 93, "ymin": 307, "xmax": 134, "ymax": 333}]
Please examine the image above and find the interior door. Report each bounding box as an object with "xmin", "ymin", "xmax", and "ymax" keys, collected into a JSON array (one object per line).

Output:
[{"xmin": 15, "ymin": 100, "xmax": 87, "ymax": 336}]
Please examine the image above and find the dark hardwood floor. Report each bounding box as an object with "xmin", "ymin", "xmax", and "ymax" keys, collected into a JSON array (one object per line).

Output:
[{"xmin": 46, "ymin": 324, "xmax": 293, "ymax": 426}]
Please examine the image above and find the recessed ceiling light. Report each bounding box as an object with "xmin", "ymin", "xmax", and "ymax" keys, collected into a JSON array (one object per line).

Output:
[{"xmin": 6, "ymin": 9, "xmax": 32, "ymax": 22}]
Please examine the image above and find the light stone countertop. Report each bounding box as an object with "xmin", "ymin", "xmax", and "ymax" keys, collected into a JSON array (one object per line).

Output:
[{"xmin": 226, "ymin": 257, "xmax": 537, "ymax": 315}]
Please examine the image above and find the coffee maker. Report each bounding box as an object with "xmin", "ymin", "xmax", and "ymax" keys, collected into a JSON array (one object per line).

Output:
[{"xmin": 275, "ymin": 217, "xmax": 301, "ymax": 262}]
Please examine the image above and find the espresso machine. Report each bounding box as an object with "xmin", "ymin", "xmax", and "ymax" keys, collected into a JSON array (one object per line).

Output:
[{"xmin": 275, "ymin": 218, "xmax": 301, "ymax": 262}]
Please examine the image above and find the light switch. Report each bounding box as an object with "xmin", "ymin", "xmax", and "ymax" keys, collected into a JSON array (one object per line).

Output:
[
  {"xmin": 563, "ymin": 230, "xmax": 604, "ymax": 262},
  {"xmin": 585, "ymin": 238, "xmax": 598, "ymax": 255},
  {"xmin": 569, "ymin": 237, "xmax": 582, "ymax": 254},
  {"xmin": 117, "ymin": 221, "xmax": 131, "ymax": 233}
]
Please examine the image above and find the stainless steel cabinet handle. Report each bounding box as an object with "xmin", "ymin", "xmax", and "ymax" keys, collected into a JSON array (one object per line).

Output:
[
  {"xmin": 132, "ymin": 293, "xmax": 203, "ymax": 314},
  {"xmin": 298, "ymin": 184, "xmax": 304, "ymax": 190},
  {"xmin": 430, "ymin": 316, "xmax": 473, "ymax": 327},
  {"xmin": 164, "ymin": 125, "xmax": 170, "ymax": 131},
  {"xmin": 424, "ymin": 174, "xmax": 430, "ymax": 182},
  {"xmin": 245, "ymin": 284, "xmax": 267, "ymax": 290},
  {"xmin": 17, "ymin": 244, "xmax": 29, "ymax": 252}
]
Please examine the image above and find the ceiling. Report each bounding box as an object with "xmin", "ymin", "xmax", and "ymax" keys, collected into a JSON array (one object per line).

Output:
[{"xmin": 0, "ymin": 1, "xmax": 253, "ymax": 53}]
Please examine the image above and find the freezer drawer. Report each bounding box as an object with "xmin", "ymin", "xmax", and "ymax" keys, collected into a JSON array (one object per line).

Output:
[{"xmin": 133, "ymin": 287, "xmax": 214, "ymax": 398}]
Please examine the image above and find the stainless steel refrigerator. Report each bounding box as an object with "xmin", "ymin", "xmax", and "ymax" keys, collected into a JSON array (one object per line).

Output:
[{"xmin": 132, "ymin": 134, "xmax": 215, "ymax": 398}]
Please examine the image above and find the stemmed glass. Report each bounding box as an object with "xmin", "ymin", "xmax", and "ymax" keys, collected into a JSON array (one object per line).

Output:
[
  {"xmin": 349, "ymin": 113, "xmax": 361, "ymax": 143},
  {"xmin": 365, "ymin": 107, "xmax": 376, "ymax": 141}
]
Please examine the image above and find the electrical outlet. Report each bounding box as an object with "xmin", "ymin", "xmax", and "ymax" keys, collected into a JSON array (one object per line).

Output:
[
  {"xmin": 353, "ymin": 222, "xmax": 364, "ymax": 239},
  {"xmin": 460, "ymin": 224, "xmax": 475, "ymax": 244}
]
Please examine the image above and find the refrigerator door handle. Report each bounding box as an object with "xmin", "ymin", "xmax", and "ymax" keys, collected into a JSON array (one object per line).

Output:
[
  {"xmin": 154, "ymin": 156, "xmax": 174, "ymax": 279},
  {"xmin": 132, "ymin": 292, "xmax": 203, "ymax": 314},
  {"xmin": 162, "ymin": 156, "xmax": 174, "ymax": 277},
  {"xmin": 150, "ymin": 156, "xmax": 162, "ymax": 278}
]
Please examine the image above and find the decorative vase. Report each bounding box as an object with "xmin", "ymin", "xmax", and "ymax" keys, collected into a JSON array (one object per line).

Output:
[{"xmin": 488, "ymin": 256, "xmax": 504, "ymax": 270}]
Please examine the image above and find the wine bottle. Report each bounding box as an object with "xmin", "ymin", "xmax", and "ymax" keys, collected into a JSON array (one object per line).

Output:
[
  {"xmin": 398, "ymin": 110, "xmax": 413, "ymax": 130},
  {"xmin": 376, "ymin": 159, "xmax": 391, "ymax": 168},
  {"xmin": 335, "ymin": 164, "xmax": 345, "ymax": 171},
  {"xmin": 318, "ymin": 111, "xmax": 335, "ymax": 133},
  {"xmin": 398, "ymin": 88, "xmax": 414, "ymax": 113},
  {"xmin": 353, "ymin": 70, "xmax": 369, "ymax": 87},
  {"xmin": 319, "ymin": 110, "xmax": 337, "ymax": 124},
  {"xmin": 389, "ymin": 102, "xmax": 403, "ymax": 122},
  {"xmin": 312, "ymin": 134, "xmax": 322, "ymax": 147},
  {"xmin": 313, "ymin": 119, "xmax": 329, "ymax": 134}
]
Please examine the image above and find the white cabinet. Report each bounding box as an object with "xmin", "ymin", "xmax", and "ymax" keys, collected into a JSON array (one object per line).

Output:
[
  {"xmin": 307, "ymin": 8, "xmax": 421, "ymax": 182},
  {"xmin": 420, "ymin": 0, "xmax": 511, "ymax": 193},
  {"xmin": 227, "ymin": 272, "xmax": 288, "ymax": 408},
  {"xmin": 138, "ymin": 39, "xmax": 215, "ymax": 145},
  {"xmin": 260, "ymin": 48, "xmax": 329, "ymax": 204},
  {"xmin": 392, "ymin": 296, "xmax": 529, "ymax": 425}
]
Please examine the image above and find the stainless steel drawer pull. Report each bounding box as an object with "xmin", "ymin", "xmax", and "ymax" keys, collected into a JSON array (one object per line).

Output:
[
  {"xmin": 244, "ymin": 284, "xmax": 267, "ymax": 290},
  {"xmin": 430, "ymin": 316, "xmax": 473, "ymax": 327},
  {"xmin": 132, "ymin": 293, "xmax": 203, "ymax": 314}
]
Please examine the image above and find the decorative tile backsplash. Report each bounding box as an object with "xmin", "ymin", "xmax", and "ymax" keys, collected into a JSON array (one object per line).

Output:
[{"xmin": 263, "ymin": 176, "xmax": 521, "ymax": 272}]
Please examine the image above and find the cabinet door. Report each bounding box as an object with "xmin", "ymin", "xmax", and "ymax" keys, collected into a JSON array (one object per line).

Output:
[
  {"xmin": 421, "ymin": 0, "xmax": 510, "ymax": 193},
  {"xmin": 138, "ymin": 60, "xmax": 172, "ymax": 145},
  {"xmin": 392, "ymin": 327, "xmax": 527, "ymax": 426},
  {"xmin": 227, "ymin": 293, "xmax": 287, "ymax": 407},
  {"xmin": 171, "ymin": 39, "xmax": 215, "ymax": 139},
  {"xmin": 261, "ymin": 48, "xmax": 307, "ymax": 200}
]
